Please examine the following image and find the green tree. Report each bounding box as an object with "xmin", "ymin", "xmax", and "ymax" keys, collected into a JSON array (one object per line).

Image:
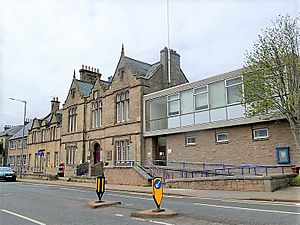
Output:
[{"xmin": 243, "ymin": 15, "xmax": 300, "ymax": 162}]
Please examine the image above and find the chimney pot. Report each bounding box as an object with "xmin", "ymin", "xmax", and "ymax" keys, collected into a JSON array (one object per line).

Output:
[
  {"xmin": 97, "ymin": 68, "xmax": 99, "ymax": 73},
  {"xmin": 82, "ymin": 64, "xmax": 84, "ymax": 69}
]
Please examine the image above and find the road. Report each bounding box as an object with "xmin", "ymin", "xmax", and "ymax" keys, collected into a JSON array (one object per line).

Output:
[{"xmin": 0, "ymin": 181, "xmax": 299, "ymax": 225}]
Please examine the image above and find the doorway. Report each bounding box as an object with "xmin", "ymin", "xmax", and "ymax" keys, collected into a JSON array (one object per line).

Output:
[
  {"xmin": 93, "ymin": 143, "xmax": 101, "ymax": 164},
  {"xmin": 154, "ymin": 136, "xmax": 166, "ymax": 166}
]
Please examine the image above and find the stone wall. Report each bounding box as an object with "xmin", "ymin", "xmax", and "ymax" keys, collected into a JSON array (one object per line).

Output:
[{"xmin": 166, "ymin": 174, "xmax": 296, "ymax": 192}]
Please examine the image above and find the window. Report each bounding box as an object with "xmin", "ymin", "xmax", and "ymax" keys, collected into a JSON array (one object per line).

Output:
[
  {"xmin": 119, "ymin": 69, "xmax": 125, "ymax": 80},
  {"xmin": 16, "ymin": 155, "xmax": 21, "ymax": 165},
  {"xmin": 9, "ymin": 156, "xmax": 15, "ymax": 165},
  {"xmin": 34, "ymin": 153, "xmax": 38, "ymax": 167},
  {"xmin": 93, "ymin": 91, "xmax": 98, "ymax": 99},
  {"xmin": 186, "ymin": 136, "xmax": 196, "ymax": 145},
  {"xmin": 68, "ymin": 107, "xmax": 77, "ymax": 132},
  {"xmin": 115, "ymin": 140, "xmax": 130, "ymax": 162},
  {"xmin": 70, "ymin": 89, "xmax": 75, "ymax": 98},
  {"xmin": 180, "ymin": 90, "xmax": 193, "ymax": 114},
  {"xmin": 168, "ymin": 93, "xmax": 180, "ymax": 116},
  {"xmin": 23, "ymin": 155, "xmax": 26, "ymax": 165},
  {"xmin": 46, "ymin": 152, "xmax": 50, "ymax": 167},
  {"xmin": 41, "ymin": 129, "xmax": 46, "ymax": 142},
  {"xmin": 194, "ymin": 86, "xmax": 208, "ymax": 111},
  {"xmin": 10, "ymin": 141, "xmax": 16, "ymax": 149},
  {"xmin": 116, "ymin": 91, "xmax": 129, "ymax": 123},
  {"xmin": 226, "ymin": 77, "xmax": 242, "ymax": 105},
  {"xmin": 66, "ymin": 148, "xmax": 76, "ymax": 164},
  {"xmin": 18, "ymin": 140, "xmax": 22, "ymax": 148},
  {"xmin": 28, "ymin": 154, "xmax": 31, "ymax": 167},
  {"xmin": 92, "ymin": 101, "xmax": 102, "ymax": 128},
  {"xmin": 209, "ymin": 81, "xmax": 226, "ymax": 108},
  {"xmin": 50, "ymin": 127, "xmax": 56, "ymax": 141},
  {"xmin": 216, "ymin": 133, "xmax": 228, "ymax": 143},
  {"xmin": 24, "ymin": 139, "xmax": 27, "ymax": 149},
  {"xmin": 253, "ymin": 128, "xmax": 268, "ymax": 139},
  {"xmin": 54, "ymin": 152, "xmax": 59, "ymax": 167}
]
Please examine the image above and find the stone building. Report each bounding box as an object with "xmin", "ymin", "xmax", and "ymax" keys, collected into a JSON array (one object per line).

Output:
[
  {"xmin": 27, "ymin": 98, "xmax": 62, "ymax": 174},
  {"xmin": 7, "ymin": 120, "xmax": 33, "ymax": 170},
  {"xmin": 143, "ymin": 69, "xmax": 299, "ymax": 167},
  {"xmin": 0, "ymin": 125, "xmax": 23, "ymax": 166},
  {"xmin": 60, "ymin": 47, "xmax": 188, "ymax": 176}
]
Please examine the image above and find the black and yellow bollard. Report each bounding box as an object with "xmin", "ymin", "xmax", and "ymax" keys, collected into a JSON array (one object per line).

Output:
[{"xmin": 96, "ymin": 176, "xmax": 105, "ymax": 202}]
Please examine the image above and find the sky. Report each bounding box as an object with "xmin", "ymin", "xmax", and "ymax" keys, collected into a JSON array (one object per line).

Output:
[{"xmin": 0, "ymin": 0, "xmax": 299, "ymax": 131}]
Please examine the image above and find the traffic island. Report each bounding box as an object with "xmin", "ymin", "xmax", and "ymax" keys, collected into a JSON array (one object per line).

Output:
[
  {"xmin": 85, "ymin": 200, "xmax": 121, "ymax": 209},
  {"xmin": 131, "ymin": 208, "xmax": 178, "ymax": 218}
]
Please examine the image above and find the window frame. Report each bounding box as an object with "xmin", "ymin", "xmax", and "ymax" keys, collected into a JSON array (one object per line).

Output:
[
  {"xmin": 216, "ymin": 132, "xmax": 229, "ymax": 143},
  {"xmin": 185, "ymin": 136, "xmax": 196, "ymax": 146},
  {"xmin": 194, "ymin": 85, "xmax": 209, "ymax": 111},
  {"xmin": 253, "ymin": 128, "xmax": 269, "ymax": 140},
  {"xmin": 225, "ymin": 76, "xmax": 243, "ymax": 106},
  {"xmin": 167, "ymin": 93, "xmax": 180, "ymax": 116}
]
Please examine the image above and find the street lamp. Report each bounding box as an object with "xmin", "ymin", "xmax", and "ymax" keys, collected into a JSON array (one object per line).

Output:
[{"xmin": 9, "ymin": 97, "xmax": 27, "ymax": 179}]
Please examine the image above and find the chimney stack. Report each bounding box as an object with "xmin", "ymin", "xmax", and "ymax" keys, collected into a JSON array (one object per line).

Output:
[
  {"xmin": 51, "ymin": 97, "xmax": 60, "ymax": 113},
  {"xmin": 79, "ymin": 64, "xmax": 102, "ymax": 83}
]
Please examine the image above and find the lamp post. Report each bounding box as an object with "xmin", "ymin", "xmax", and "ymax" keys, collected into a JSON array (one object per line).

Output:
[{"xmin": 9, "ymin": 98, "xmax": 27, "ymax": 179}]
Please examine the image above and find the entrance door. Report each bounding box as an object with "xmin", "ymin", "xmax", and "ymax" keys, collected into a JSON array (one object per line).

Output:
[
  {"xmin": 154, "ymin": 136, "xmax": 167, "ymax": 166},
  {"xmin": 94, "ymin": 143, "xmax": 101, "ymax": 164}
]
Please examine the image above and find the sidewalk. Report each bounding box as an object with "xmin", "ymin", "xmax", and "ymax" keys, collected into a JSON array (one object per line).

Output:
[{"xmin": 18, "ymin": 178, "xmax": 300, "ymax": 203}]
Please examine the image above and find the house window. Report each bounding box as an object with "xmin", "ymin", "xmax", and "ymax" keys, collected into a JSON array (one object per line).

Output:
[
  {"xmin": 66, "ymin": 148, "xmax": 76, "ymax": 165},
  {"xmin": 194, "ymin": 86, "xmax": 208, "ymax": 111},
  {"xmin": 168, "ymin": 93, "xmax": 180, "ymax": 116},
  {"xmin": 46, "ymin": 152, "xmax": 50, "ymax": 167},
  {"xmin": 28, "ymin": 154, "xmax": 31, "ymax": 167},
  {"xmin": 119, "ymin": 69, "xmax": 125, "ymax": 80},
  {"xmin": 71, "ymin": 89, "xmax": 75, "ymax": 98},
  {"xmin": 41, "ymin": 129, "xmax": 46, "ymax": 142},
  {"xmin": 10, "ymin": 141, "xmax": 16, "ymax": 149},
  {"xmin": 216, "ymin": 133, "xmax": 228, "ymax": 143},
  {"xmin": 54, "ymin": 152, "xmax": 59, "ymax": 167},
  {"xmin": 186, "ymin": 136, "xmax": 196, "ymax": 145},
  {"xmin": 93, "ymin": 91, "xmax": 98, "ymax": 99},
  {"xmin": 253, "ymin": 128, "xmax": 268, "ymax": 139},
  {"xmin": 116, "ymin": 91, "xmax": 129, "ymax": 123},
  {"xmin": 9, "ymin": 156, "xmax": 15, "ymax": 165},
  {"xmin": 23, "ymin": 155, "xmax": 26, "ymax": 165},
  {"xmin": 68, "ymin": 107, "xmax": 77, "ymax": 132},
  {"xmin": 18, "ymin": 140, "xmax": 22, "ymax": 148},
  {"xmin": 24, "ymin": 139, "xmax": 27, "ymax": 149},
  {"xmin": 34, "ymin": 153, "xmax": 38, "ymax": 167},
  {"xmin": 115, "ymin": 140, "xmax": 130, "ymax": 162},
  {"xmin": 92, "ymin": 101, "xmax": 102, "ymax": 128},
  {"xmin": 209, "ymin": 81, "xmax": 226, "ymax": 109},
  {"xmin": 16, "ymin": 155, "xmax": 21, "ymax": 165},
  {"xmin": 50, "ymin": 127, "xmax": 56, "ymax": 141},
  {"xmin": 181, "ymin": 90, "xmax": 193, "ymax": 114},
  {"xmin": 226, "ymin": 77, "xmax": 242, "ymax": 105}
]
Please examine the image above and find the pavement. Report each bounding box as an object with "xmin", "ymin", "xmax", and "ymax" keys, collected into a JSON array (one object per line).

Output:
[{"xmin": 18, "ymin": 177, "xmax": 300, "ymax": 203}]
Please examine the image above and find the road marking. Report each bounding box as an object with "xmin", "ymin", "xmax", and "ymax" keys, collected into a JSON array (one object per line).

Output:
[
  {"xmin": 124, "ymin": 203, "xmax": 133, "ymax": 206},
  {"xmin": 60, "ymin": 187, "xmax": 90, "ymax": 193},
  {"xmin": 1, "ymin": 209, "xmax": 46, "ymax": 225},
  {"xmin": 108, "ymin": 193, "xmax": 152, "ymax": 201},
  {"xmin": 115, "ymin": 214, "xmax": 124, "ymax": 217},
  {"xmin": 194, "ymin": 203, "xmax": 300, "ymax": 215},
  {"xmin": 131, "ymin": 217, "xmax": 146, "ymax": 221},
  {"xmin": 149, "ymin": 220, "xmax": 174, "ymax": 225},
  {"xmin": 218, "ymin": 199, "xmax": 300, "ymax": 207}
]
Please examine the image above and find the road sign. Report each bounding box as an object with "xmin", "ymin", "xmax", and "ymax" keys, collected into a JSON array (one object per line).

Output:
[
  {"xmin": 96, "ymin": 176, "xmax": 105, "ymax": 201},
  {"xmin": 152, "ymin": 177, "xmax": 163, "ymax": 210}
]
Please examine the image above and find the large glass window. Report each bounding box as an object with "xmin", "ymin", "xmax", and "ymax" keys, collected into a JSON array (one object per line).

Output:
[
  {"xmin": 92, "ymin": 100, "xmax": 102, "ymax": 128},
  {"xmin": 226, "ymin": 77, "xmax": 242, "ymax": 105},
  {"xmin": 180, "ymin": 90, "xmax": 193, "ymax": 114},
  {"xmin": 149, "ymin": 97, "xmax": 167, "ymax": 131},
  {"xmin": 115, "ymin": 140, "xmax": 130, "ymax": 162},
  {"xmin": 68, "ymin": 107, "xmax": 77, "ymax": 132},
  {"xmin": 209, "ymin": 81, "xmax": 226, "ymax": 108},
  {"xmin": 194, "ymin": 86, "xmax": 208, "ymax": 111},
  {"xmin": 168, "ymin": 93, "xmax": 180, "ymax": 116},
  {"xmin": 66, "ymin": 148, "xmax": 76, "ymax": 164},
  {"xmin": 116, "ymin": 91, "xmax": 129, "ymax": 123}
]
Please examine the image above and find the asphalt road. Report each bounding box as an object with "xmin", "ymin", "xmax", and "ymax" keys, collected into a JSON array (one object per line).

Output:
[{"xmin": 0, "ymin": 181, "xmax": 299, "ymax": 225}]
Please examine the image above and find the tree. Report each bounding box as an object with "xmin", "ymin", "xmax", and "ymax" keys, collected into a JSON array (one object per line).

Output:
[{"xmin": 243, "ymin": 14, "xmax": 300, "ymax": 163}]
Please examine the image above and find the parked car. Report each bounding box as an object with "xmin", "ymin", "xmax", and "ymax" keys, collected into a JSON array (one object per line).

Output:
[{"xmin": 0, "ymin": 167, "xmax": 17, "ymax": 182}]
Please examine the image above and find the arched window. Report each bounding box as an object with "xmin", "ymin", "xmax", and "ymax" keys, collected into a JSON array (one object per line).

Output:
[
  {"xmin": 92, "ymin": 100, "xmax": 102, "ymax": 128},
  {"xmin": 116, "ymin": 91, "xmax": 129, "ymax": 123}
]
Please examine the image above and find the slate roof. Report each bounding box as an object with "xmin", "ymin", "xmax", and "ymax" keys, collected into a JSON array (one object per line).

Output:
[
  {"xmin": 144, "ymin": 62, "xmax": 161, "ymax": 79},
  {"xmin": 10, "ymin": 120, "xmax": 34, "ymax": 140},
  {"xmin": 125, "ymin": 57, "xmax": 151, "ymax": 77},
  {"xmin": 0, "ymin": 125, "xmax": 23, "ymax": 137},
  {"xmin": 76, "ymin": 80, "xmax": 94, "ymax": 97}
]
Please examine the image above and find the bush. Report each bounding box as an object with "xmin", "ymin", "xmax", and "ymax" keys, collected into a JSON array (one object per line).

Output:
[{"xmin": 290, "ymin": 176, "xmax": 300, "ymax": 186}]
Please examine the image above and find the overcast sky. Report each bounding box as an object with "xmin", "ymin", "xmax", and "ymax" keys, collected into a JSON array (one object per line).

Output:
[{"xmin": 0, "ymin": 0, "xmax": 299, "ymax": 131}]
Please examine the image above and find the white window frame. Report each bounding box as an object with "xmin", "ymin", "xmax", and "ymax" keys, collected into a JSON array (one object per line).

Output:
[
  {"xmin": 253, "ymin": 128, "xmax": 269, "ymax": 140},
  {"xmin": 186, "ymin": 136, "xmax": 196, "ymax": 145},
  {"xmin": 18, "ymin": 140, "xmax": 22, "ymax": 148},
  {"xmin": 10, "ymin": 140, "xmax": 16, "ymax": 149},
  {"xmin": 225, "ymin": 77, "xmax": 243, "ymax": 106},
  {"xmin": 216, "ymin": 133, "xmax": 229, "ymax": 143},
  {"xmin": 68, "ymin": 107, "xmax": 77, "ymax": 132},
  {"xmin": 92, "ymin": 100, "xmax": 102, "ymax": 128},
  {"xmin": 167, "ymin": 93, "xmax": 180, "ymax": 116},
  {"xmin": 194, "ymin": 85, "xmax": 209, "ymax": 111},
  {"xmin": 116, "ymin": 91, "xmax": 129, "ymax": 123}
]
